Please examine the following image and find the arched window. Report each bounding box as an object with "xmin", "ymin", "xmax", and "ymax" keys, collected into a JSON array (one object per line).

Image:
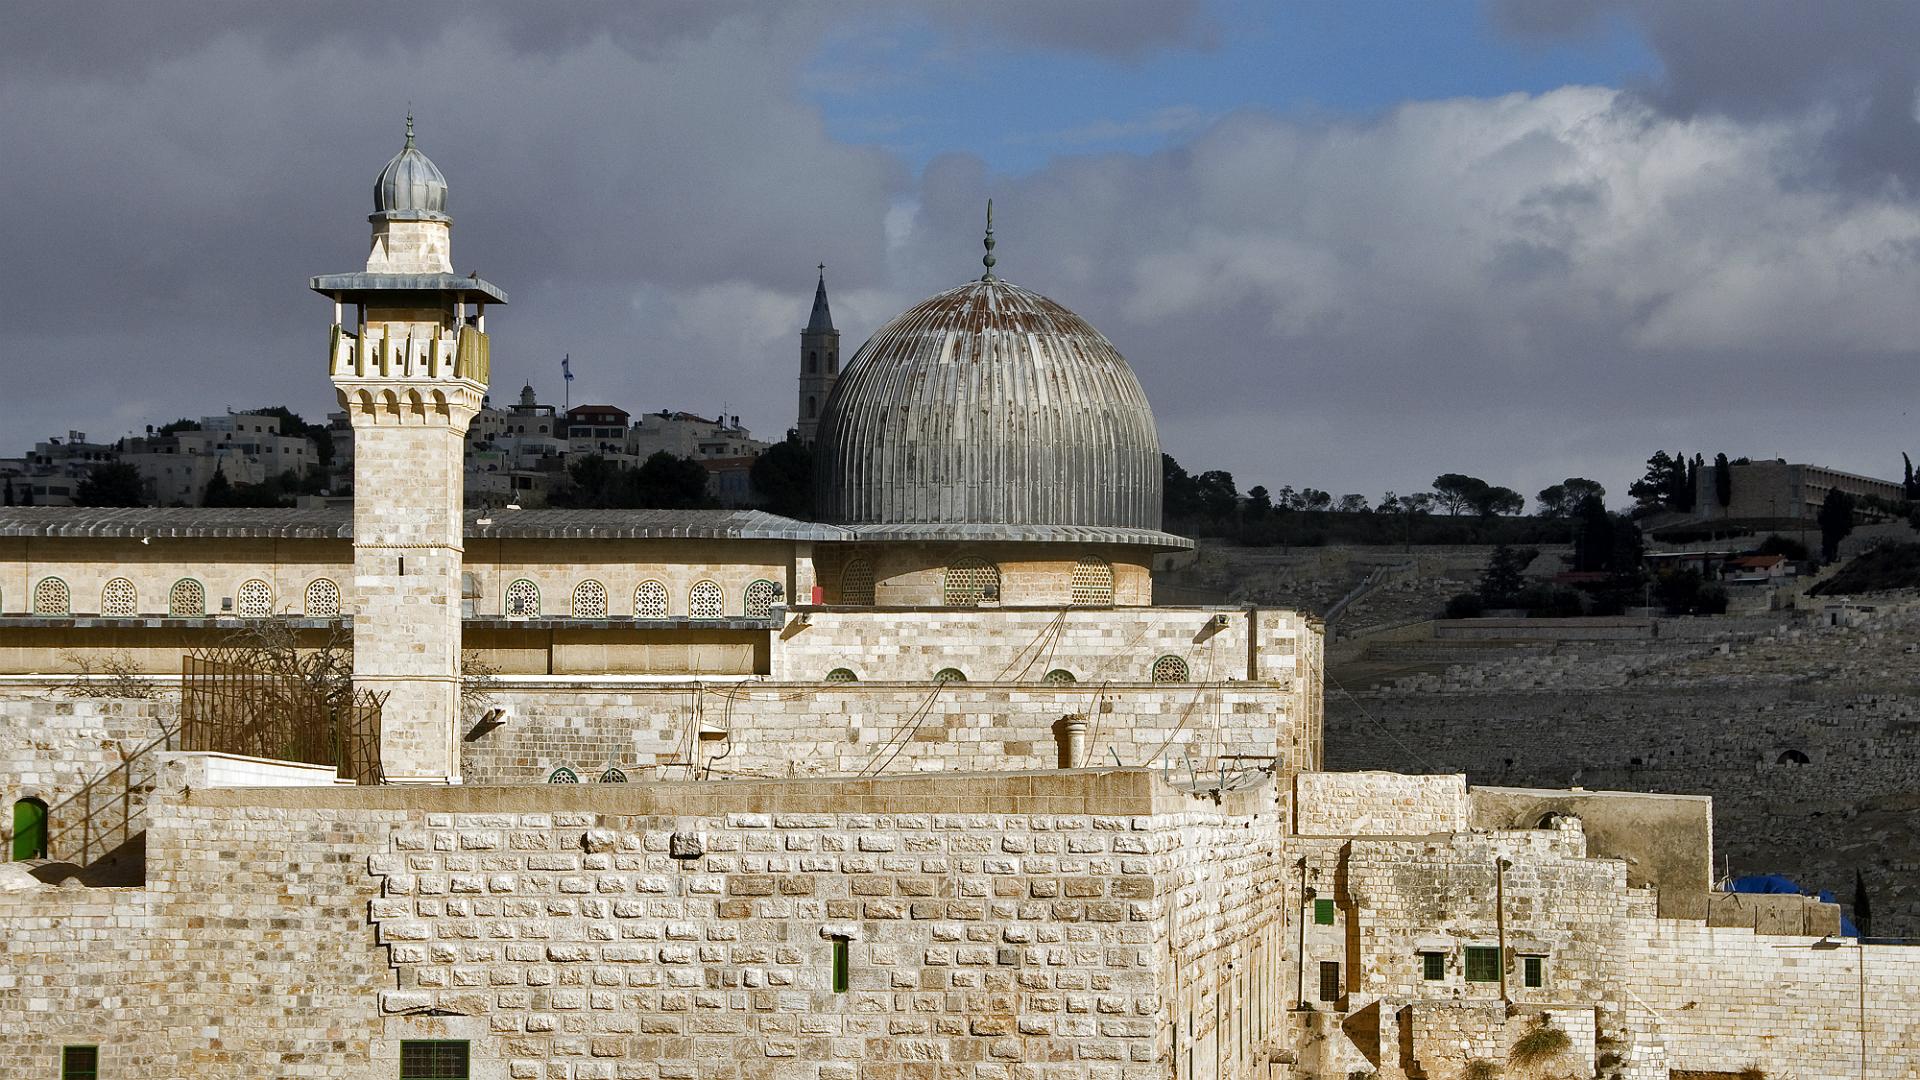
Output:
[
  {"xmin": 599, "ymin": 768, "xmax": 627, "ymax": 784},
  {"xmin": 824, "ymin": 667, "xmax": 858, "ymax": 683},
  {"xmin": 1043, "ymin": 669, "xmax": 1077, "ymax": 685},
  {"xmin": 828, "ymin": 351, "xmax": 837, "ymax": 374},
  {"xmin": 689, "ymin": 580, "xmax": 724, "ymax": 619},
  {"xmin": 547, "ymin": 766, "xmax": 579, "ymax": 784},
  {"xmin": 839, "ymin": 558, "xmax": 875, "ymax": 605},
  {"xmin": 100, "ymin": 577, "xmax": 137, "ymax": 617},
  {"xmin": 305, "ymin": 579, "xmax": 341, "ymax": 618},
  {"xmin": 571, "ymin": 580, "xmax": 608, "ymax": 618},
  {"xmin": 934, "ymin": 667, "xmax": 967, "ymax": 684},
  {"xmin": 505, "ymin": 579, "xmax": 541, "ymax": 619},
  {"xmin": 806, "ymin": 395, "xmax": 817, "ymax": 419},
  {"xmin": 1151, "ymin": 655, "xmax": 1190, "ymax": 682},
  {"xmin": 236, "ymin": 579, "xmax": 273, "ymax": 617},
  {"xmin": 11, "ymin": 797, "xmax": 48, "ymax": 860},
  {"xmin": 1070, "ymin": 557, "xmax": 1114, "ymax": 606},
  {"xmin": 634, "ymin": 580, "xmax": 669, "ymax": 619},
  {"xmin": 33, "ymin": 578, "xmax": 69, "ymax": 616},
  {"xmin": 942, "ymin": 557, "xmax": 999, "ymax": 607},
  {"xmin": 807, "ymin": 351, "xmax": 818, "ymax": 373},
  {"xmin": 169, "ymin": 578, "xmax": 205, "ymax": 617},
  {"xmin": 744, "ymin": 579, "xmax": 781, "ymax": 618},
  {"xmin": 1776, "ymin": 749, "xmax": 1810, "ymax": 765}
]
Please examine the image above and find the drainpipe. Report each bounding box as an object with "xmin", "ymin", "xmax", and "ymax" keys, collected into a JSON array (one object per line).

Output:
[{"xmin": 1496, "ymin": 857, "xmax": 1512, "ymax": 1004}]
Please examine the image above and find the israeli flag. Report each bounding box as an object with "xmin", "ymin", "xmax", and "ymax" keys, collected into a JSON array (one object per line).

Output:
[{"xmin": 561, "ymin": 355, "xmax": 574, "ymax": 383}]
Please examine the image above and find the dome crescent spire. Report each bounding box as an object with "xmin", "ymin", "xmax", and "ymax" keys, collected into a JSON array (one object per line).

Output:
[{"xmin": 981, "ymin": 199, "xmax": 997, "ymax": 281}]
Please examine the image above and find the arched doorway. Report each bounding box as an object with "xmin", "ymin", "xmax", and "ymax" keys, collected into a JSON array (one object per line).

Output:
[{"xmin": 12, "ymin": 797, "xmax": 48, "ymax": 860}]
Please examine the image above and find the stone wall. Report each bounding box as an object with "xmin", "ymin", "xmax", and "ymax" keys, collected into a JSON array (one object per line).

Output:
[
  {"xmin": 0, "ymin": 678, "xmax": 175, "ymax": 862},
  {"xmin": 1293, "ymin": 771, "xmax": 1466, "ymax": 837},
  {"xmin": 0, "ymin": 770, "xmax": 1286, "ymax": 1080},
  {"xmin": 465, "ymin": 678, "xmax": 1307, "ymax": 782}
]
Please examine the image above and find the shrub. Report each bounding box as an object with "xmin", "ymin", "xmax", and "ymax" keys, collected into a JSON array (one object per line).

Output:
[
  {"xmin": 1739, "ymin": 1068, "xmax": 1768, "ymax": 1080},
  {"xmin": 1463, "ymin": 1060, "xmax": 1501, "ymax": 1080},
  {"xmin": 1509, "ymin": 1015, "xmax": 1571, "ymax": 1065},
  {"xmin": 1444, "ymin": 592, "xmax": 1485, "ymax": 619}
]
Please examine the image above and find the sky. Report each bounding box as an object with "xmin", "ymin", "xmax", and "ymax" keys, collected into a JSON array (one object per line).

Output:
[{"xmin": 4, "ymin": 1, "xmax": 1920, "ymax": 509}]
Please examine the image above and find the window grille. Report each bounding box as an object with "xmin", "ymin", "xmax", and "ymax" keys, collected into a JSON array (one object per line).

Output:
[
  {"xmin": 101, "ymin": 577, "xmax": 137, "ymax": 616},
  {"xmin": 942, "ymin": 556, "xmax": 999, "ymax": 607},
  {"xmin": 824, "ymin": 667, "xmax": 858, "ymax": 683},
  {"xmin": 1464, "ymin": 946, "xmax": 1500, "ymax": 983},
  {"xmin": 305, "ymin": 579, "xmax": 341, "ymax": 617},
  {"xmin": 744, "ymin": 579, "xmax": 780, "ymax": 618},
  {"xmin": 62, "ymin": 1046, "xmax": 99, "ymax": 1080},
  {"xmin": 599, "ymin": 768, "xmax": 627, "ymax": 784},
  {"xmin": 1042, "ymin": 668, "xmax": 1076, "ymax": 685},
  {"xmin": 1069, "ymin": 557, "xmax": 1113, "ymax": 605},
  {"xmin": 634, "ymin": 580, "xmax": 669, "ymax": 618},
  {"xmin": 1317, "ymin": 962, "xmax": 1341, "ymax": 1003},
  {"xmin": 236, "ymin": 579, "xmax": 273, "ymax": 617},
  {"xmin": 1422, "ymin": 952, "xmax": 1446, "ymax": 981},
  {"xmin": 169, "ymin": 578, "xmax": 205, "ymax": 617},
  {"xmin": 547, "ymin": 766, "xmax": 578, "ymax": 784},
  {"xmin": 1151, "ymin": 654, "xmax": 1190, "ymax": 682},
  {"xmin": 399, "ymin": 1040, "xmax": 469, "ymax": 1079},
  {"xmin": 505, "ymin": 579, "xmax": 540, "ymax": 619},
  {"xmin": 689, "ymin": 580, "xmax": 724, "ymax": 619},
  {"xmin": 839, "ymin": 558, "xmax": 875, "ymax": 605},
  {"xmin": 33, "ymin": 577, "xmax": 69, "ymax": 615},
  {"xmin": 934, "ymin": 667, "xmax": 966, "ymax": 684},
  {"xmin": 1523, "ymin": 955, "xmax": 1544, "ymax": 988},
  {"xmin": 571, "ymin": 580, "xmax": 608, "ymax": 618}
]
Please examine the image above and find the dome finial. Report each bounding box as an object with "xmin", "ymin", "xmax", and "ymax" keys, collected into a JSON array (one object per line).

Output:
[
  {"xmin": 404, "ymin": 109, "xmax": 415, "ymax": 148},
  {"xmin": 981, "ymin": 199, "xmax": 997, "ymax": 281}
]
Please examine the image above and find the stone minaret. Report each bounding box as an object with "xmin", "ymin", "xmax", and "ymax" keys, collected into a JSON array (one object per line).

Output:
[
  {"xmin": 796, "ymin": 265, "xmax": 839, "ymax": 443},
  {"xmin": 311, "ymin": 116, "xmax": 507, "ymax": 784}
]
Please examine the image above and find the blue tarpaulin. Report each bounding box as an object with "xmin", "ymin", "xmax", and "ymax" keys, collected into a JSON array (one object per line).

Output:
[{"xmin": 1728, "ymin": 875, "xmax": 1861, "ymax": 936}]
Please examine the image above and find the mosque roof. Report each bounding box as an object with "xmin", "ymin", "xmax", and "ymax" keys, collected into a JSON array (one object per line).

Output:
[
  {"xmin": 372, "ymin": 114, "xmax": 448, "ymax": 222},
  {"xmin": 812, "ymin": 208, "xmax": 1170, "ymax": 545},
  {"xmin": 0, "ymin": 507, "xmax": 841, "ymax": 542}
]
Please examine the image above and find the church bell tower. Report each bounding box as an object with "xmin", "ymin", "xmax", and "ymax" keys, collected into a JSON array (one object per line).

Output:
[
  {"xmin": 311, "ymin": 116, "xmax": 507, "ymax": 784},
  {"xmin": 796, "ymin": 265, "xmax": 839, "ymax": 443}
]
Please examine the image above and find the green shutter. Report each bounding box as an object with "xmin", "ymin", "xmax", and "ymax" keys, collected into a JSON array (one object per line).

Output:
[
  {"xmin": 12, "ymin": 798, "xmax": 48, "ymax": 860},
  {"xmin": 1313, "ymin": 898, "xmax": 1334, "ymax": 925},
  {"xmin": 1422, "ymin": 951, "xmax": 1445, "ymax": 981},
  {"xmin": 831, "ymin": 938, "xmax": 850, "ymax": 993}
]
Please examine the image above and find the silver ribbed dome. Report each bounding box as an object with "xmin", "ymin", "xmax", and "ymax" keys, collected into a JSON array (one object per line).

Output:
[
  {"xmin": 372, "ymin": 117, "xmax": 448, "ymax": 221},
  {"xmin": 815, "ymin": 277, "xmax": 1163, "ymax": 531}
]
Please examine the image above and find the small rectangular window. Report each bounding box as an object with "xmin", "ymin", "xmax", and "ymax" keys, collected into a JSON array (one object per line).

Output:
[
  {"xmin": 831, "ymin": 937, "xmax": 850, "ymax": 994},
  {"xmin": 1313, "ymin": 898, "xmax": 1335, "ymax": 925},
  {"xmin": 400, "ymin": 1041, "xmax": 469, "ymax": 1079},
  {"xmin": 1524, "ymin": 955, "xmax": 1545, "ymax": 988},
  {"xmin": 1465, "ymin": 946, "xmax": 1501, "ymax": 983},
  {"xmin": 1317, "ymin": 961, "xmax": 1341, "ymax": 1002},
  {"xmin": 1421, "ymin": 951, "xmax": 1446, "ymax": 981},
  {"xmin": 62, "ymin": 1046, "xmax": 99, "ymax": 1080}
]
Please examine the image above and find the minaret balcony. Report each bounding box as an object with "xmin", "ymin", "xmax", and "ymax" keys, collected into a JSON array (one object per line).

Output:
[{"xmin": 330, "ymin": 323, "xmax": 490, "ymax": 385}]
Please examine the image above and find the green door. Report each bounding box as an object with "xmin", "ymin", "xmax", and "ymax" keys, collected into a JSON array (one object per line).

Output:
[{"xmin": 11, "ymin": 798, "xmax": 47, "ymax": 860}]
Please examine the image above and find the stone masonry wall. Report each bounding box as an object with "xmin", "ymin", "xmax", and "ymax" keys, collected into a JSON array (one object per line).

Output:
[
  {"xmin": 1293, "ymin": 771, "xmax": 1467, "ymax": 836},
  {"xmin": 465, "ymin": 679, "xmax": 1305, "ymax": 782},
  {"xmin": 0, "ymin": 679, "xmax": 175, "ymax": 860},
  {"xmin": 0, "ymin": 771, "xmax": 1283, "ymax": 1080}
]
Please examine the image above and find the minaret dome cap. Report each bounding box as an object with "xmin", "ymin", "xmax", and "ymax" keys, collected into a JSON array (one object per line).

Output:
[{"xmin": 372, "ymin": 113, "xmax": 449, "ymax": 222}]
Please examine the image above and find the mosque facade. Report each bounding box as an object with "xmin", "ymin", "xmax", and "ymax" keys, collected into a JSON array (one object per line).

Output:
[{"xmin": 0, "ymin": 125, "xmax": 1916, "ymax": 1080}]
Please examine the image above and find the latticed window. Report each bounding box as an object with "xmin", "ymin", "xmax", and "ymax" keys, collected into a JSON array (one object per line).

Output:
[
  {"xmin": 1465, "ymin": 946, "xmax": 1501, "ymax": 983},
  {"xmin": 505, "ymin": 579, "xmax": 540, "ymax": 619},
  {"xmin": 744, "ymin": 579, "xmax": 780, "ymax": 618},
  {"xmin": 236, "ymin": 579, "xmax": 273, "ymax": 617},
  {"xmin": 571, "ymin": 580, "xmax": 608, "ymax": 618},
  {"xmin": 839, "ymin": 558, "xmax": 875, "ymax": 605},
  {"xmin": 689, "ymin": 580, "xmax": 724, "ymax": 619},
  {"xmin": 34, "ymin": 577, "xmax": 70, "ymax": 615},
  {"xmin": 934, "ymin": 667, "xmax": 967, "ymax": 683},
  {"xmin": 547, "ymin": 766, "xmax": 578, "ymax": 784},
  {"xmin": 305, "ymin": 578, "xmax": 341, "ymax": 617},
  {"xmin": 942, "ymin": 556, "xmax": 999, "ymax": 606},
  {"xmin": 100, "ymin": 577, "xmax": 137, "ymax": 616},
  {"xmin": 1043, "ymin": 668, "xmax": 1077, "ymax": 685},
  {"xmin": 1151, "ymin": 654, "xmax": 1189, "ymax": 682},
  {"xmin": 62, "ymin": 1046, "xmax": 99, "ymax": 1080},
  {"xmin": 169, "ymin": 578, "xmax": 205, "ymax": 617},
  {"xmin": 634, "ymin": 580, "xmax": 669, "ymax": 618},
  {"xmin": 400, "ymin": 1040, "xmax": 469, "ymax": 1079},
  {"xmin": 824, "ymin": 667, "xmax": 858, "ymax": 683},
  {"xmin": 1069, "ymin": 557, "xmax": 1114, "ymax": 605},
  {"xmin": 599, "ymin": 768, "xmax": 627, "ymax": 783}
]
